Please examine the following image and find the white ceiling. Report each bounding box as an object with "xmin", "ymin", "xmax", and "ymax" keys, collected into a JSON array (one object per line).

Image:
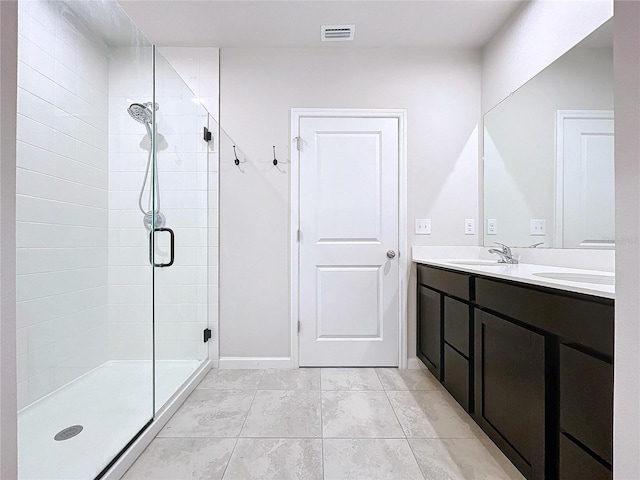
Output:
[{"xmin": 118, "ymin": 0, "xmax": 525, "ymax": 49}]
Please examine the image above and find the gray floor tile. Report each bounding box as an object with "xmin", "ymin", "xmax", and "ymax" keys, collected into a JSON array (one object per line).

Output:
[
  {"xmin": 321, "ymin": 368, "xmax": 383, "ymax": 391},
  {"xmin": 322, "ymin": 391, "xmax": 404, "ymax": 438},
  {"xmin": 222, "ymin": 438, "xmax": 323, "ymax": 480},
  {"xmin": 376, "ymin": 367, "xmax": 442, "ymax": 391},
  {"xmin": 241, "ymin": 390, "xmax": 321, "ymax": 437},
  {"xmin": 387, "ymin": 390, "xmax": 479, "ymax": 438},
  {"xmin": 158, "ymin": 389, "xmax": 254, "ymax": 437},
  {"xmin": 122, "ymin": 437, "xmax": 236, "ymax": 480},
  {"xmin": 197, "ymin": 369, "xmax": 264, "ymax": 390},
  {"xmin": 259, "ymin": 368, "xmax": 320, "ymax": 390},
  {"xmin": 409, "ymin": 438, "xmax": 525, "ymax": 479},
  {"xmin": 323, "ymin": 438, "xmax": 424, "ymax": 480}
]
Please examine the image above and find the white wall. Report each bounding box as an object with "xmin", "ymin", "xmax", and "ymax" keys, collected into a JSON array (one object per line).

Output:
[
  {"xmin": 613, "ymin": 1, "xmax": 640, "ymax": 476},
  {"xmin": 219, "ymin": 48, "xmax": 481, "ymax": 361},
  {"xmin": 15, "ymin": 0, "xmax": 110, "ymax": 409},
  {"xmin": 482, "ymin": 0, "xmax": 613, "ymax": 115},
  {"xmin": 0, "ymin": 0, "xmax": 18, "ymax": 476}
]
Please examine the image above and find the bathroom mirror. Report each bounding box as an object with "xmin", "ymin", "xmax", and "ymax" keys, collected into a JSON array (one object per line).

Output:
[{"xmin": 483, "ymin": 20, "xmax": 613, "ymax": 249}]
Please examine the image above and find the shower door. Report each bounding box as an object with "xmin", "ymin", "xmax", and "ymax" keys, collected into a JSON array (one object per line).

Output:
[
  {"xmin": 151, "ymin": 51, "xmax": 210, "ymax": 412},
  {"xmin": 15, "ymin": 1, "xmax": 156, "ymax": 478}
]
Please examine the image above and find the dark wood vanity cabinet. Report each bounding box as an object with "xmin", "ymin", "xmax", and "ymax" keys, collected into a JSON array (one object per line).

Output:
[
  {"xmin": 442, "ymin": 297, "xmax": 471, "ymax": 411},
  {"xmin": 474, "ymin": 309, "xmax": 546, "ymax": 479},
  {"xmin": 559, "ymin": 344, "xmax": 613, "ymax": 478},
  {"xmin": 416, "ymin": 264, "xmax": 614, "ymax": 480},
  {"xmin": 416, "ymin": 285, "xmax": 441, "ymax": 378},
  {"xmin": 417, "ymin": 266, "xmax": 472, "ymax": 409}
]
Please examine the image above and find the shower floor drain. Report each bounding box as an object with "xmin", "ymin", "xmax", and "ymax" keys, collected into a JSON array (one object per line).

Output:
[{"xmin": 54, "ymin": 425, "xmax": 83, "ymax": 441}]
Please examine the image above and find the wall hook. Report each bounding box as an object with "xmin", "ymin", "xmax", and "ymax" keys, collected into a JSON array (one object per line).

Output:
[
  {"xmin": 233, "ymin": 146, "xmax": 240, "ymax": 166},
  {"xmin": 272, "ymin": 146, "xmax": 278, "ymax": 166}
]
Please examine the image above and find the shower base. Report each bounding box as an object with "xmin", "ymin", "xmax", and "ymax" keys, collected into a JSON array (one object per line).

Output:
[{"xmin": 18, "ymin": 359, "xmax": 201, "ymax": 480}]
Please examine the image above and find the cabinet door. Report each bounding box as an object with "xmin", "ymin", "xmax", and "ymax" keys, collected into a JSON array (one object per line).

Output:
[
  {"xmin": 559, "ymin": 434, "xmax": 611, "ymax": 480},
  {"xmin": 560, "ymin": 344, "xmax": 613, "ymax": 466},
  {"xmin": 417, "ymin": 285, "xmax": 441, "ymax": 378},
  {"xmin": 474, "ymin": 310, "xmax": 545, "ymax": 480},
  {"xmin": 443, "ymin": 343, "xmax": 469, "ymax": 411}
]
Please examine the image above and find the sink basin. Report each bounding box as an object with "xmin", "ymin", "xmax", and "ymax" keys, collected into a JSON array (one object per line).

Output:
[
  {"xmin": 446, "ymin": 260, "xmax": 504, "ymax": 266},
  {"xmin": 533, "ymin": 272, "xmax": 615, "ymax": 285}
]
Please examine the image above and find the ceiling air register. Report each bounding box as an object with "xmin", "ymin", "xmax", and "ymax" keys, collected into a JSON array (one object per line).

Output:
[{"xmin": 321, "ymin": 25, "xmax": 356, "ymax": 42}]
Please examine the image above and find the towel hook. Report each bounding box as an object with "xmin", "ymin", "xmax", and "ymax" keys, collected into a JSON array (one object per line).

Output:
[
  {"xmin": 272, "ymin": 146, "xmax": 278, "ymax": 166},
  {"xmin": 233, "ymin": 146, "xmax": 240, "ymax": 166}
]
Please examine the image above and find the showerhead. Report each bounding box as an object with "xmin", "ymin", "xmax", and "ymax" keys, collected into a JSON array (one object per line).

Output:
[{"xmin": 127, "ymin": 103, "xmax": 153, "ymax": 124}]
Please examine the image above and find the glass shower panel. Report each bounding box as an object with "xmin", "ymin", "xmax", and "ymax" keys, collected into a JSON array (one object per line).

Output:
[
  {"xmin": 152, "ymin": 52, "xmax": 209, "ymax": 411},
  {"xmin": 15, "ymin": 0, "xmax": 154, "ymax": 478}
]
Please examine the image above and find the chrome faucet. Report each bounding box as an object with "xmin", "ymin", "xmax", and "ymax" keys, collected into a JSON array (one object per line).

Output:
[{"xmin": 488, "ymin": 242, "xmax": 518, "ymax": 264}]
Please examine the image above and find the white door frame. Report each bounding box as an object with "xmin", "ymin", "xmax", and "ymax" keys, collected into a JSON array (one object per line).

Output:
[
  {"xmin": 555, "ymin": 109, "xmax": 614, "ymax": 246},
  {"xmin": 290, "ymin": 108, "xmax": 408, "ymax": 368}
]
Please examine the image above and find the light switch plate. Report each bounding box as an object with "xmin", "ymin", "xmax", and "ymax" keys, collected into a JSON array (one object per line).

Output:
[
  {"xmin": 530, "ymin": 219, "xmax": 546, "ymax": 236},
  {"xmin": 464, "ymin": 218, "xmax": 475, "ymax": 235},
  {"xmin": 415, "ymin": 218, "xmax": 431, "ymax": 235},
  {"xmin": 487, "ymin": 219, "xmax": 497, "ymax": 235}
]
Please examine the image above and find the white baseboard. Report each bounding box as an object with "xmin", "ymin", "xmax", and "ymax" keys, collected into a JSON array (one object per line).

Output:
[
  {"xmin": 407, "ymin": 357, "xmax": 426, "ymax": 369},
  {"xmin": 102, "ymin": 359, "xmax": 213, "ymax": 480},
  {"xmin": 218, "ymin": 357, "xmax": 293, "ymax": 369}
]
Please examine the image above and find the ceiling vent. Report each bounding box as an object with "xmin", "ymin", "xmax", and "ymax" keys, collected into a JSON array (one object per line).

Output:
[{"xmin": 321, "ymin": 25, "xmax": 355, "ymax": 42}]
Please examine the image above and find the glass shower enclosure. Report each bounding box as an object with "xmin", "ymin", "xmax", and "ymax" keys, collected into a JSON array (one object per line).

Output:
[{"xmin": 15, "ymin": 1, "xmax": 212, "ymax": 478}]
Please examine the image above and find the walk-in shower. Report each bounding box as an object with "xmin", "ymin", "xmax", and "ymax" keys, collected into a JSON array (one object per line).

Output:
[
  {"xmin": 15, "ymin": 0, "xmax": 214, "ymax": 478},
  {"xmin": 127, "ymin": 101, "xmax": 166, "ymax": 231}
]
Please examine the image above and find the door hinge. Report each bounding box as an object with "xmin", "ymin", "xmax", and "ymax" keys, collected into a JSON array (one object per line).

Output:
[
  {"xmin": 297, "ymin": 229, "xmax": 301, "ymax": 243},
  {"xmin": 295, "ymin": 136, "xmax": 301, "ymax": 151},
  {"xmin": 203, "ymin": 127, "xmax": 212, "ymax": 142},
  {"xmin": 203, "ymin": 328, "xmax": 212, "ymax": 343},
  {"xmin": 297, "ymin": 321, "xmax": 301, "ymax": 333}
]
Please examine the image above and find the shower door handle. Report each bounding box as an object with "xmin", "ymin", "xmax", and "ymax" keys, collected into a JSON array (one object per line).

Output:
[{"xmin": 149, "ymin": 227, "xmax": 175, "ymax": 267}]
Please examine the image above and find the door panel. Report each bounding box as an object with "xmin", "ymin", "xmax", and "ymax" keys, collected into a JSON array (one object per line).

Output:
[
  {"xmin": 558, "ymin": 112, "xmax": 614, "ymax": 247},
  {"xmin": 298, "ymin": 116, "xmax": 399, "ymax": 366}
]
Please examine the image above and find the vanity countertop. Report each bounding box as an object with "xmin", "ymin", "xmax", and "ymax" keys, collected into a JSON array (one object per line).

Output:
[{"xmin": 413, "ymin": 255, "xmax": 614, "ymax": 300}]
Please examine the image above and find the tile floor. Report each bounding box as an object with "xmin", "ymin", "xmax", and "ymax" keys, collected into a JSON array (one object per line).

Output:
[{"xmin": 122, "ymin": 368, "xmax": 525, "ymax": 480}]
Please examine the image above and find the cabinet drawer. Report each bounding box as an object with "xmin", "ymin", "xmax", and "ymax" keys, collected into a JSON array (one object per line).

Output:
[
  {"xmin": 476, "ymin": 278, "xmax": 613, "ymax": 356},
  {"xmin": 559, "ymin": 434, "xmax": 611, "ymax": 480},
  {"xmin": 417, "ymin": 265, "xmax": 471, "ymax": 301},
  {"xmin": 560, "ymin": 344, "xmax": 613, "ymax": 464},
  {"xmin": 444, "ymin": 297, "xmax": 469, "ymax": 356},
  {"xmin": 443, "ymin": 343, "xmax": 469, "ymax": 411}
]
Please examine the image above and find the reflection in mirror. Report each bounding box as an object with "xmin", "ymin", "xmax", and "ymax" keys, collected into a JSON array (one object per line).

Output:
[{"xmin": 483, "ymin": 19, "xmax": 613, "ymax": 248}]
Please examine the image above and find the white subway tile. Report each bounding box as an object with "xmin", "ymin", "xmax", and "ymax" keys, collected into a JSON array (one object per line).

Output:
[
  {"xmin": 55, "ymin": 35, "xmax": 76, "ymax": 72},
  {"xmin": 16, "ymin": 114, "xmax": 55, "ymax": 152},
  {"xmin": 17, "ymin": 381, "xmax": 29, "ymax": 410},
  {"xmin": 17, "ymin": 245, "xmax": 107, "ymax": 275},
  {"xmin": 17, "ymin": 169, "xmax": 107, "ymax": 208},
  {"xmin": 54, "ymin": 60, "xmax": 77, "ymax": 93},
  {"xmin": 17, "ymin": 267, "xmax": 108, "ymax": 302},
  {"xmin": 17, "ymin": 222, "xmax": 108, "ymax": 249},
  {"xmin": 28, "ymin": 369, "xmax": 56, "ymax": 405}
]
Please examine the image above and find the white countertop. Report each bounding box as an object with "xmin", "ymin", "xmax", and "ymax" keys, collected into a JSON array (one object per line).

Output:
[{"xmin": 412, "ymin": 255, "xmax": 614, "ymax": 299}]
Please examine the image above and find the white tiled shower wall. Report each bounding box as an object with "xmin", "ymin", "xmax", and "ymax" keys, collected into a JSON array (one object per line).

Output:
[
  {"xmin": 108, "ymin": 49, "xmax": 210, "ymax": 363},
  {"xmin": 16, "ymin": 1, "xmax": 218, "ymax": 410},
  {"xmin": 15, "ymin": 0, "xmax": 110, "ymax": 408}
]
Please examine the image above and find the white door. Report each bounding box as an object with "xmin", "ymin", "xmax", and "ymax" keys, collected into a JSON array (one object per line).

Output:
[
  {"xmin": 297, "ymin": 115, "xmax": 399, "ymax": 366},
  {"xmin": 557, "ymin": 111, "xmax": 614, "ymax": 248}
]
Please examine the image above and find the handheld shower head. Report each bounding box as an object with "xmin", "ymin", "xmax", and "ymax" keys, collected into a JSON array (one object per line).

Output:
[{"xmin": 127, "ymin": 102, "xmax": 153, "ymax": 124}]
